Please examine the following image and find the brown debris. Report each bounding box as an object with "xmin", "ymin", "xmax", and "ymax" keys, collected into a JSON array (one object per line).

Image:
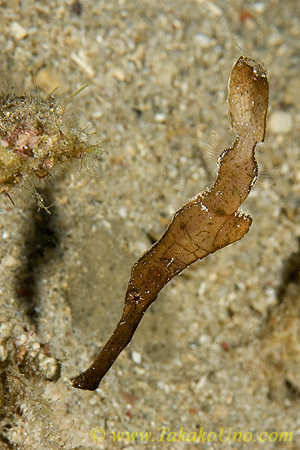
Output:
[{"xmin": 71, "ymin": 56, "xmax": 269, "ymax": 390}]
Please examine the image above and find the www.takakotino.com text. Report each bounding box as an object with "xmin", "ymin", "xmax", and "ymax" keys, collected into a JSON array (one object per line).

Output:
[{"xmin": 90, "ymin": 426, "xmax": 293, "ymax": 444}]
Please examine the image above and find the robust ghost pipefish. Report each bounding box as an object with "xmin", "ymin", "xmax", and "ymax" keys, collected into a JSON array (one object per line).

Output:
[{"xmin": 71, "ymin": 56, "xmax": 269, "ymax": 390}]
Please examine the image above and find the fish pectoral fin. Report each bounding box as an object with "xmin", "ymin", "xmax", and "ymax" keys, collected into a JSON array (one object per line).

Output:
[{"xmin": 213, "ymin": 210, "xmax": 252, "ymax": 250}]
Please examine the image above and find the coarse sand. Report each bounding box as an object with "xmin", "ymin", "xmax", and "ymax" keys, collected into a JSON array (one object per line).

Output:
[{"xmin": 1, "ymin": 1, "xmax": 300, "ymax": 449}]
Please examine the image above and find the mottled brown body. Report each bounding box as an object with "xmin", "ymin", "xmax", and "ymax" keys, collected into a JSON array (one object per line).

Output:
[{"xmin": 71, "ymin": 56, "xmax": 269, "ymax": 390}]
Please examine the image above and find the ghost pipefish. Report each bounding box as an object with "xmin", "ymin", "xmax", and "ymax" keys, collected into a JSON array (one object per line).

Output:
[{"xmin": 71, "ymin": 56, "xmax": 269, "ymax": 390}]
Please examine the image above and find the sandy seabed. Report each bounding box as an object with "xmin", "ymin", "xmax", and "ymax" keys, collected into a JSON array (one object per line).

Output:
[{"xmin": 1, "ymin": 0, "xmax": 300, "ymax": 449}]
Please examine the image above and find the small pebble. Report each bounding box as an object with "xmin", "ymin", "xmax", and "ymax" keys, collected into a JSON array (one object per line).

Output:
[
  {"xmin": 0, "ymin": 344, "xmax": 8, "ymax": 362},
  {"xmin": 10, "ymin": 21, "xmax": 28, "ymax": 40},
  {"xmin": 1, "ymin": 255, "xmax": 18, "ymax": 267},
  {"xmin": 0, "ymin": 322, "xmax": 13, "ymax": 339},
  {"xmin": 131, "ymin": 350, "xmax": 142, "ymax": 364},
  {"xmin": 30, "ymin": 342, "xmax": 41, "ymax": 358},
  {"xmin": 118, "ymin": 206, "xmax": 127, "ymax": 219},
  {"xmin": 194, "ymin": 33, "xmax": 214, "ymax": 48},
  {"xmin": 154, "ymin": 113, "xmax": 166, "ymax": 123},
  {"xmin": 38, "ymin": 353, "xmax": 60, "ymax": 381},
  {"xmin": 269, "ymin": 111, "xmax": 293, "ymax": 135},
  {"xmin": 112, "ymin": 69, "xmax": 126, "ymax": 81},
  {"xmin": 253, "ymin": 2, "xmax": 266, "ymax": 13},
  {"xmin": 172, "ymin": 19, "xmax": 181, "ymax": 29}
]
